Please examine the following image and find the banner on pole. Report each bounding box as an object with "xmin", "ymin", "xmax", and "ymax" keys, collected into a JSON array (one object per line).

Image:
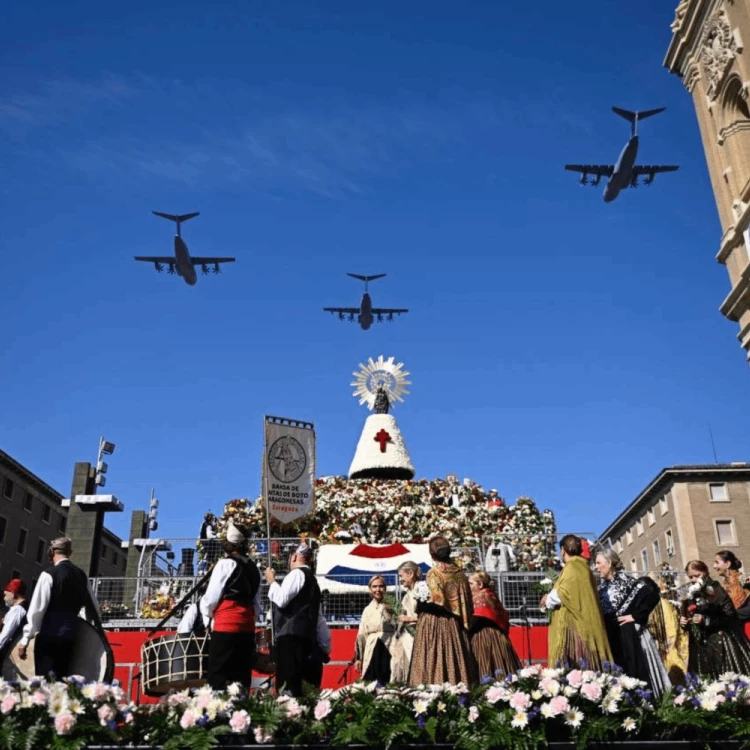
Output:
[{"xmin": 263, "ymin": 415, "xmax": 316, "ymax": 526}]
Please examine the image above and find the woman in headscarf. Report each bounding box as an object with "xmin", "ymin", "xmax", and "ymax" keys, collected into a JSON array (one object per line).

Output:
[
  {"xmin": 354, "ymin": 575, "xmax": 395, "ymax": 684},
  {"xmin": 680, "ymin": 559, "xmax": 750, "ymax": 678},
  {"xmin": 389, "ymin": 561, "xmax": 421, "ymax": 683},
  {"xmin": 542, "ymin": 535, "xmax": 612, "ymax": 671},
  {"xmin": 408, "ymin": 536, "xmax": 478, "ymax": 687},
  {"xmin": 595, "ymin": 549, "xmax": 669, "ymax": 696},
  {"xmin": 713, "ymin": 550, "xmax": 750, "ymax": 621},
  {"xmin": 468, "ymin": 571, "xmax": 521, "ymax": 679}
]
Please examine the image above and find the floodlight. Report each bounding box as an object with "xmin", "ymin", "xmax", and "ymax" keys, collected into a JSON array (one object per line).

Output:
[
  {"xmin": 149, "ymin": 498, "xmax": 159, "ymax": 510},
  {"xmin": 94, "ymin": 474, "xmax": 106, "ymax": 487},
  {"xmin": 97, "ymin": 461, "xmax": 108, "ymax": 474},
  {"xmin": 101, "ymin": 441, "xmax": 116, "ymax": 456},
  {"xmin": 149, "ymin": 519, "xmax": 158, "ymax": 532}
]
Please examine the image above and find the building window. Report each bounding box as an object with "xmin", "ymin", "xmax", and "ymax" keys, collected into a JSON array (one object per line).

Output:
[
  {"xmin": 652, "ymin": 540, "xmax": 662, "ymax": 565},
  {"xmin": 659, "ymin": 494, "xmax": 669, "ymax": 515},
  {"xmin": 665, "ymin": 528, "xmax": 675, "ymax": 557},
  {"xmin": 715, "ymin": 519, "xmax": 736, "ymax": 546},
  {"xmin": 709, "ymin": 483, "xmax": 728, "ymax": 502},
  {"xmin": 640, "ymin": 548, "xmax": 649, "ymax": 569},
  {"xmin": 16, "ymin": 529, "xmax": 28, "ymax": 556},
  {"xmin": 647, "ymin": 509, "xmax": 656, "ymax": 527},
  {"xmin": 23, "ymin": 492, "xmax": 33, "ymax": 513},
  {"xmin": 636, "ymin": 520, "xmax": 644, "ymax": 536},
  {"xmin": 3, "ymin": 479, "xmax": 14, "ymax": 500},
  {"xmin": 58, "ymin": 516, "xmax": 67, "ymax": 534},
  {"xmin": 35, "ymin": 539, "xmax": 45, "ymax": 564},
  {"xmin": 630, "ymin": 557, "xmax": 637, "ymax": 572},
  {"xmin": 626, "ymin": 531, "xmax": 633, "ymax": 546},
  {"xmin": 0, "ymin": 516, "xmax": 7, "ymax": 546},
  {"xmin": 42, "ymin": 504, "xmax": 51, "ymax": 524}
]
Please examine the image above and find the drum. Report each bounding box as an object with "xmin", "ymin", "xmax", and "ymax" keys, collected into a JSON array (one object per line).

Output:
[
  {"xmin": 2, "ymin": 620, "xmax": 114, "ymax": 682},
  {"xmin": 141, "ymin": 632, "xmax": 210, "ymax": 696}
]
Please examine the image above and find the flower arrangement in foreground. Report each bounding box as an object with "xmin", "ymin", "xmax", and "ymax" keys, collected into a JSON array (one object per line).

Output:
[
  {"xmin": 2, "ymin": 666, "xmax": 750, "ymax": 750},
  {"xmin": 199, "ymin": 478, "xmax": 558, "ymax": 571}
]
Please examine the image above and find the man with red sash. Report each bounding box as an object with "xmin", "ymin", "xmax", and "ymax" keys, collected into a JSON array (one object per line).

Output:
[{"xmin": 200, "ymin": 522, "xmax": 261, "ymax": 690}]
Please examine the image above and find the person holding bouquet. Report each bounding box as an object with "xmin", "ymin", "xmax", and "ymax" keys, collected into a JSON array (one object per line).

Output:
[
  {"xmin": 389, "ymin": 562, "xmax": 421, "ymax": 683},
  {"xmin": 353, "ymin": 575, "xmax": 395, "ymax": 684},
  {"xmin": 679, "ymin": 559, "xmax": 750, "ymax": 678},
  {"xmin": 408, "ymin": 536, "xmax": 478, "ymax": 687},
  {"xmin": 468, "ymin": 571, "xmax": 521, "ymax": 679}
]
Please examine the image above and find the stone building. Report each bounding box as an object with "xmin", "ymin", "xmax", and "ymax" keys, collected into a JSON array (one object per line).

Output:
[
  {"xmin": 600, "ymin": 463, "xmax": 750, "ymax": 573},
  {"xmin": 0, "ymin": 448, "xmax": 125, "ymax": 591},
  {"xmin": 665, "ymin": 0, "xmax": 750, "ymax": 365}
]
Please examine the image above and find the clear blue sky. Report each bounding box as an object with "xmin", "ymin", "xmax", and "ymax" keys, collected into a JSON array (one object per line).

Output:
[{"xmin": 2, "ymin": 0, "xmax": 749, "ymax": 543}]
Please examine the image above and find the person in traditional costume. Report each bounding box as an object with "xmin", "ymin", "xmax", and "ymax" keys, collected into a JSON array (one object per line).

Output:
[
  {"xmin": 408, "ymin": 536, "xmax": 478, "ymax": 687},
  {"xmin": 468, "ymin": 571, "xmax": 521, "ymax": 679},
  {"xmin": 354, "ymin": 575, "xmax": 395, "ymax": 684},
  {"xmin": 200, "ymin": 522, "xmax": 261, "ymax": 690},
  {"xmin": 389, "ymin": 562, "xmax": 420, "ymax": 683},
  {"xmin": 0, "ymin": 579, "xmax": 28, "ymax": 659},
  {"xmin": 18, "ymin": 538, "xmax": 102, "ymax": 679},
  {"xmin": 594, "ymin": 550, "xmax": 669, "ymax": 696},
  {"xmin": 265, "ymin": 542, "xmax": 329, "ymax": 696},
  {"xmin": 680, "ymin": 559, "xmax": 750, "ymax": 678},
  {"xmin": 542, "ymin": 534, "xmax": 612, "ymax": 671},
  {"xmin": 713, "ymin": 550, "xmax": 750, "ymax": 621}
]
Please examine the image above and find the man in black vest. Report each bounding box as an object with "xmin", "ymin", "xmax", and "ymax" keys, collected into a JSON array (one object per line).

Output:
[
  {"xmin": 18, "ymin": 537, "xmax": 102, "ymax": 679},
  {"xmin": 265, "ymin": 542, "xmax": 328, "ymax": 696}
]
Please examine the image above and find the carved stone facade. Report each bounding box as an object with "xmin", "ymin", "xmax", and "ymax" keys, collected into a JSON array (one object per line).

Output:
[{"xmin": 665, "ymin": 0, "xmax": 750, "ymax": 366}]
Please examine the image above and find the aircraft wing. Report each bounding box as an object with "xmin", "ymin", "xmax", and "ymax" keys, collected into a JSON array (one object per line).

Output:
[
  {"xmin": 323, "ymin": 307, "xmax": 359, "ymax": 314},
  {"xmin": 134, "ymin": 256, "xmax": 176, "ymax": 263},
  {"xmin": 632, "ymin": 165, "xmax": 680, "ymax": 175},
  {"xmin": 371, "ymin": 308, "xmax": 408, "ymax": 315},
  {"xmin": 564, "ymin": 164, "xmax": 615, "ymax": 177},
  {"xmin": 190, "ymin": 257, "xmax": 236, "ymax": 265}
]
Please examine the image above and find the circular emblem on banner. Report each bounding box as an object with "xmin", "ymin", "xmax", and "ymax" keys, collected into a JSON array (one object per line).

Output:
[{"xmin": 268, "ymin": 436, "xmax": 307, "ymax": 483}]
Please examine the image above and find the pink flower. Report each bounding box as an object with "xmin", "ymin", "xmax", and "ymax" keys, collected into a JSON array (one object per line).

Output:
[
  {"xmin": 31, "ymin": 691, "xmax": 48, "ymax": 707},
  {"xmin": 0, "ymin": 695, "xmax": 17, "ymax": 714},
  {"xmin": 566, "ymin": 670, "xmax": 583, "ymax": 688},
  {"xmin": 485, "ymin": 686, "xmax": 506, "ymax": 704},
  {"xmin": 97, "ymin": 704, "xmax": 116, "ymax": 725},
  {"xmin": 468, "ymin": 706, "xmax": 480, "ymax": 723},
  {"xmin": 254, "ymin": 727, "xmax": 273, "ymax": 744},
  {"xmin": 549, "ymin": 696, "xmax": 570, "ymax": 715},
  {"xmin": 180, "ymin": 710, "xmax": 197, "ymax": 729},
  {"xmin": 314, "ymin": 699, "xmax": 332, "ymax": 721},
  {"xmin": 230, "ymin": 710, "xmax": 250, "ymax": 734},
  {"xmin": 509, "ymin": 691, "xmax": 531, "ymax": 710},
  {"xmin": 196, "ymin": 694, "xmax": 212, "ymax": 710},
  {"xmin": 673, "ymin": 694, "xmax": 686, "ymax": 705},
  {"xmin": 54, "ymin": 712, "xmax": 77, "ymax": 736},
  {"xmin": 581, "ymin": 682, "xmax": 603, "ymax": 703}
]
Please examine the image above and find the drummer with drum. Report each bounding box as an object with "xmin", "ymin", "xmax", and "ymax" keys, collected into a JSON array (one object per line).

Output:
[
  {"xmin": 0, "ymin": 579, "xmax": 28, "ymax": 659},
  {"xmin": 18, "ymin": 537, "xmax": 103, "ymax": 679}
]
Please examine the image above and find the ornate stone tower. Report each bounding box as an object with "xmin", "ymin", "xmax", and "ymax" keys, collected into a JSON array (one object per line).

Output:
[{"xmin": 665, "ymin": 0, "xmax": 750, "ymax": 366}]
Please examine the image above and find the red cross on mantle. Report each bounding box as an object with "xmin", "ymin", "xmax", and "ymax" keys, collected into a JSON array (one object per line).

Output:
[{"xmin": 374, "ymin": 429, "xmax": 391, "ymax": 453}]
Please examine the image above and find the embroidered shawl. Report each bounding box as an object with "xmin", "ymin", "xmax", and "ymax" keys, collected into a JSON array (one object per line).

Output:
[
  {"xmin": 426, "ymin": 562, "xmax": 473, "ymax": 630},
  {"xmin": 472, "ymin": 587, "xmax": 510, "ymax": 633}
]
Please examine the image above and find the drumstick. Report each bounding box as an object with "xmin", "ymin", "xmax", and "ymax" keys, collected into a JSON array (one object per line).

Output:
[{"xmin": 147, "ymin": 562, "xmax": 216, "ymax": 637}]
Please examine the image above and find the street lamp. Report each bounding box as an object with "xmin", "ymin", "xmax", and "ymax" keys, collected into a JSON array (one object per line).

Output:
[{"xmin": 96, "ymin": 437, "xmax": 116, "ymax": 487}]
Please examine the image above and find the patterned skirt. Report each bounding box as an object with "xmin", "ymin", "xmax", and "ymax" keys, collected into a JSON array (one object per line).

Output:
[
  {"xmin": 471, "ymin": 625, "xmax": 522, "ymax": 681},
  {"xmin": 408, "ymin": 611, "xmax": 478, "ymax": 687}
]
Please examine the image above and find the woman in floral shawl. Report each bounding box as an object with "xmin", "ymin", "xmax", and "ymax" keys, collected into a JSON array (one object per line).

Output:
[
  {"xmin": 468, "ymin": 571, "xmax": 521, "ymax": 679},
  {"xmin": 713, "ymin": 550, "xmax": 750, "ymax": 622},
  {"xmin": 542, "ymin": 535, "xmax": 612, "ymax": 670},
  {"xmin": 408, "ymin": 536, "xmax": 478, "ymax": 687},
  {"xmin": 354, "ymin": 575, "xmax": 395, "ymax": 684},
  {"xmin": 680, "ymin": 559, "xmax": 750, "ymax": 678}
]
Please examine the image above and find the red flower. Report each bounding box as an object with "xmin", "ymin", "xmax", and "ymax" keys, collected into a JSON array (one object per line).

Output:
[{"xmin": 687, "ymin": 604, "xmax": 697, "ymax": 613}]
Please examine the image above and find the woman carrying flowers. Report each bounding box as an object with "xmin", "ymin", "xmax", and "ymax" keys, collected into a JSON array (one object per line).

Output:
[
  {"xmin": 353, "ymin": 575, "xmax": 395, "ymax": 684},
  {"xmin": 389, "ymin": 561, "xmax": 421, "ymax": 682},
  {"xmin": 680, "ymin": 559, "xmax": 750, "ymax": 678},
  {"xmin": 713, "ymin": 550, "xmax": 750, "ymax": 622},
  {"xmin": 408, "ymin": 536, "xmax": 478, "ymax": 687},
  {"xmin": 468, "ymin": 571, "xmax": 521, "ymax": 679}
]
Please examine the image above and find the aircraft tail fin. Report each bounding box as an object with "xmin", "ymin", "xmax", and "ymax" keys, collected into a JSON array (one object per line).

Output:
[
  {"xmin": 152, "ymin": 211, "xmax": 200, "ymax": 224},
  {"xmin": 612, "ymin": 107, "xmax": 666, "ymax": 135},
  {"xmin": 347, "ymin": 273, "xmax": 387, "ymax": 283}
]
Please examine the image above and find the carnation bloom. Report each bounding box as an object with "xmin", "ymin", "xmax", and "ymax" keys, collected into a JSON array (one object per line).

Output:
[
  {"xmin": 581, "ymin": 682, "xmax": 603, "ymax": 702},
  {"xmin": 314, "ymin": 699, "xmax": 332, "ymax": 721},
  {"xmin": 97, "ymin": 704, "xmax": 116, "ymax": 725},
  {"xmin": 54, "ymin": 712, "xmax": 77, "ymax": 735},
  {"xmin": 468, "ymin": 706, "xmax": 480, "ymax": 723},
  {"xmin": 180, "ymin": 710, "xmax": 197, "ymax": 729},
  {"xmin": 230, "ymin": 709, "xmax": 250, "ymax": 733},
  {"xmin": 0, "ymin": 695, "xmax": 17, "ymax": 714},
  {"xmin": 509, "ymin": 691, "xmax": 531, "ymax": 710}
]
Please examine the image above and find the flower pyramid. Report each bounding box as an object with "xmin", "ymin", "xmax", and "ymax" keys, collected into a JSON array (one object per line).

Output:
[{"xmin": 205, "ymin": 477, "xmax": 557, "ymax": 571}]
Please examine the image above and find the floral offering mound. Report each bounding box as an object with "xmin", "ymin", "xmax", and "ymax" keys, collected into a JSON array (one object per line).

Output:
[
  {"xmin": 2, "ymin": 666, "xmax": 750, "ymax": 750},
  {"xmin": 201, "ymin": 477, "xmax": 557, "ymax": 570}
]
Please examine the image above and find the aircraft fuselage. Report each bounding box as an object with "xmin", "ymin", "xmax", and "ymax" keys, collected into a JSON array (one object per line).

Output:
[
  {"xmin": 358, "ymin": 293, "xmax": 373, "ymax": 330},
  {"xmin": 174, "ymin": 235, "xmax": 197, "ymax": 285},
  {"xmin": 603, "ymin": 135, "xmax": 639, "ymax": 203}
]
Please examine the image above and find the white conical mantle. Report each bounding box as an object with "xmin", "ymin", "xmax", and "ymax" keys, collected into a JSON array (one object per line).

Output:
[{"xmin": 348, "ymin": 413, "xmax": 415, "ymax": 480}]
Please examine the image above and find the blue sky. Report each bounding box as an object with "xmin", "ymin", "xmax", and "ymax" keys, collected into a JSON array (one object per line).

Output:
[{"xmin": 2, "ymin": 0, "xmax": 749, "ymax": 543}]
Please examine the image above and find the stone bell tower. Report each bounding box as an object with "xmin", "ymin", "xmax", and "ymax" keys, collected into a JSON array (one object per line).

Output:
[{"xmin": 665, "ymin": 0, "xmax": 750, "ymax": 365}]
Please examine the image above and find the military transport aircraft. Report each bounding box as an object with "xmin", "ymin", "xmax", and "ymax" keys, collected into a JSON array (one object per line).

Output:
[
  {"xmin": 134, "ymin": 212, "xmax": 235, "ymax": 285},
  {"xmin": 323, "ymin": 273, "xmax": 408, "ymax": 330},
  {"xmin": 564, "ymin": 107, "xmax": 679, "ymax": 203}
]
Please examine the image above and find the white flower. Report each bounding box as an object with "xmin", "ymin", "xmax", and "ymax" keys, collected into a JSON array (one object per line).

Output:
[
  {"xmin": 413, "ymin": 699, "xmax": 429, "ymax": 715},
  {"xmin": 511, "ymin": 710, "xmax": 529, "ymax": 728},
  {"xmin": 565, "ymin": 709, "xmax": 584, "ymax": 728},
  {"xmin": 601, "ymin": 696, "xmax": 620, "ymax": 714},
  {"xmin": 468, "ymin": 706, "xmax": 479, "ymax": 723},
  {"xmin": 622, "ymin": 717, "xmax": 637, "ymax": 732}
]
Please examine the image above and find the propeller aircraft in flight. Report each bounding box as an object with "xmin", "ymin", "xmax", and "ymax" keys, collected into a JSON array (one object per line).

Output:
[
  {"xmin": 323, "ymin": 273, "xmax": 408, "ymax": 330},
  {"xmin": 134, "ymin": 212, "xmax": 235, "ymax": 285},
  {"xmin": 564, "ymin": 107, "xmax": 679, "ymax": 203}
]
